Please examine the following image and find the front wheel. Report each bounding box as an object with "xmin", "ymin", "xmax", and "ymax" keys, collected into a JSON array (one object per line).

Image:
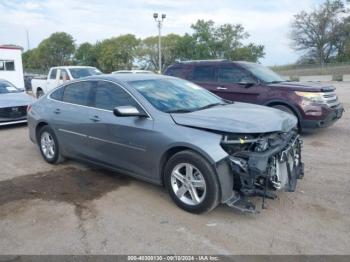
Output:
[{"xmin": 164, "ymin": 150, "xmax": 220, "ymax": 214}]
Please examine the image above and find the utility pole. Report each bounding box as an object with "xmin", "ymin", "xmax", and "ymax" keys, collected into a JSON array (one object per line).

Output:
[
  {"xmin": 26, "ymin": 29, "xmax": 30, "ymax": 50},
  {"xmin": 153, "ymin": 13, "xmax": 166, "ymax": 74}
]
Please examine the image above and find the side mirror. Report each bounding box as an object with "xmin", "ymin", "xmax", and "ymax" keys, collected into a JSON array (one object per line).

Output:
[{"xmin": 113, "ymin": 106, "xmax": 147, "ymax": 117}]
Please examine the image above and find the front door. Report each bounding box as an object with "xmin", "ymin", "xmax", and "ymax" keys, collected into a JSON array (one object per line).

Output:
[
  {"xmin": 215, "ymin": 65, "xmax": 262, "ymax": 104},
  {"xmin": 190, "ymin": 65, "xmax": 219, "ymax": 94}
]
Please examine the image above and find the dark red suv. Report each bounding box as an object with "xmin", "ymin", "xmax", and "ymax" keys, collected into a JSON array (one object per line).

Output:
[{"xmin": 164, "ymin": 60, "xmax": 344, "ymax": 131}]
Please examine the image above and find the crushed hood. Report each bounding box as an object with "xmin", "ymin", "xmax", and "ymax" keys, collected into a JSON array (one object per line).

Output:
[
  {"xmin": 171, "ymin": 102, "xmax": 298, "ymax": 134},
  {"xmin": 0, "ymin": 92, "xmax": 35, "ymax": 108}
]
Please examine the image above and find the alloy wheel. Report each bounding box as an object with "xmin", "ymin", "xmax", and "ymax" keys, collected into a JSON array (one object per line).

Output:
[
  {"xmin": 170, "ymin": 163, "xmax": 207, "ymax": 206},
  {"xmin": 40, "ymin": 131, "xmax": 55, "ymax": 159}
]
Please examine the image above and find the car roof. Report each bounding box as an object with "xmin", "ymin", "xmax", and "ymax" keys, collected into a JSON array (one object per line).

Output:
[
  {"xmin": 85, "ymin": 73, "xmax": 173, "ymax": 83},
  {"xmin": 112, "ymin": 70, "xmax": 154, "ymax": 74},
  {"xmin": 169, "ymin": 60, "xmax": 256, "ymax": 67},
  {"xmin": 51, "ymin": 66, "xmax": 97, "ymax": 69}
]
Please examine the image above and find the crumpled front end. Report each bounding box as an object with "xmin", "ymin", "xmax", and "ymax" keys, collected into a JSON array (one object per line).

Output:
[{"xmin": 220, "ymin": 129, "xmax": 304, "ymax": 213}]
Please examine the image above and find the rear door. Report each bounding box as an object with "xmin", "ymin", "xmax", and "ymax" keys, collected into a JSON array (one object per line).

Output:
[
  {"xmin": 83, "ymin": 80, "xmax": 155, "ymax": 179},
  {"xmin": 189, "ymin": 65, "xmax": 218, "ymax": 93},
  {"xmin": 215, "ymin": 65, "xmax": 263, "ymax": 103},
  {"xmin": 49, "ymin": 81, "xmax": 95, "ymax": 158}
]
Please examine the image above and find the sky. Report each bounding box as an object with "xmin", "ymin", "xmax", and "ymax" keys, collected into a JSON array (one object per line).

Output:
[{"xmin": 0, "ymin": 0, "xmax": 328, "ymax": 66}]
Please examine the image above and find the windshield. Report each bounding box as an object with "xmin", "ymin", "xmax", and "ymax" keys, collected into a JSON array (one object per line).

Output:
[
  {"xmin": 240, "ymin": 63, "xmax": 284, "ymax": 83},
  {"xmin": 0, "ymin": 80, "xmax": 22, "ymax": 94},
  {"xmin": 69, "ymin": 68, "xmax": 102, "ymax": 79},
  {"xmin": 128, "ymin": 78, "xmax": 225, "ymax": 113}
]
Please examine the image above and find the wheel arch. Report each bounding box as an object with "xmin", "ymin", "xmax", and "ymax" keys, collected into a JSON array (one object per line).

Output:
[
  {"xmin": 159, "ymin": 145, "xmax": 218, "ymax": 187},
  {"xmin": 35, "ymin": 121, "xmax": 49, "ymax": 141},
  {"xmin": 265, "ymin": 100, "xmax": 301, "ymax": 119}
]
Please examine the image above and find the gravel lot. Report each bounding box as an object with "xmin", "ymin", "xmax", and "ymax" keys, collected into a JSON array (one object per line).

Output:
[{"xmin": 0, "ymin": 82, "xmax": 349, "ymax": 255}]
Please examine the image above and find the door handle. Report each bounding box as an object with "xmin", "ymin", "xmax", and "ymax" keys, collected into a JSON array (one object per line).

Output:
[
  {"xmin": 216, "ymin": 86, "xmax": 227, "ymax": 90},
  {"xmin": 89, "ymin": 115, "xmax": 100, "ymax": 122},
  {"xmin": 53, "ymin": 108, "xmax": 61, "ymax": 114}
]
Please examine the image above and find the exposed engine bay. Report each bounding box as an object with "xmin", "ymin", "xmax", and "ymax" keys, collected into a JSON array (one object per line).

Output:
[{"xmin": 221, "ymin": 129, "xmax": 304, "ymax": 213}]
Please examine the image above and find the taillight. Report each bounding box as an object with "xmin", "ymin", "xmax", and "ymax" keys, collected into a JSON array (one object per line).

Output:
[{"xmin": 27, "ymin": 104, "xmax": 32, "ymax": 112}]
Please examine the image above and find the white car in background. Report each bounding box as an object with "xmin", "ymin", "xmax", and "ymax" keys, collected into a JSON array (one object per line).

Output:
[
  {"xmin": 31, "ymin": 66, "xmax": 102, "ymax": 98},
  {"xmin": 112, "ymin": 70, "xmax": 154, "ymax": 74}
]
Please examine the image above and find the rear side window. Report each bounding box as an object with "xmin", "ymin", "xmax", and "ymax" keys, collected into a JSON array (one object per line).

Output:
[
  {"xmin": 165, "ymin": 67, "xmax": 186, "ymax": 78},
  {"xmin": 50, "ymin": 87, "xmax": 64, "ymax": 101},
  {"xmin": 49, "ymin": 69, "xmax": 57, "ymax": 80},
  {"xmin": 218, "ymin": 67, "xmax": 254, "ymax": 83},
  {"xmin": 192, "ymin": 66, "xmax": 216, "ymax": 82},
  {"xmin": 93, "ymin": 81, "xmax": 138, "ymax": 111},
  {"xmin": 62, "ymin": 81, "xmax": 95, "ymax": 106}
]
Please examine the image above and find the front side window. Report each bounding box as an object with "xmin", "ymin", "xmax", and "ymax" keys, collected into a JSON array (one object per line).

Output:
[
  {"xmin": 129, "ymin": 78, "xmax": 225, "ymax": 113},
  {"xmin": 192, "ymin": 66, "xmax": 216, "ymax": 82},
  {"xmin": 93, "ymin": 81, "xmax": 138, "ymax": 111},
  {"xmin": 218, "ymin": 66, "xmax": 256, "ymax": 83},
  {"xmin": 62, "ymin": 81, "xmax": 95, "ymax": 106},
  {"xmin": 50, "ymin": 69, "xmax": 57, "ymax": 80},
  {"xmin": 239, "ymin": 63, "xmax": 284, "ymax": 83},
  {"xmin": 60, "ymin": 70, "xmax": 70, "ymax": 80}
]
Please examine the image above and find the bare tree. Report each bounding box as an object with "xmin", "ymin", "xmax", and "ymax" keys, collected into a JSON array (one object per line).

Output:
[{"xmin": 290, "ymin": 0, "xmax": 345, "ymax": 64}]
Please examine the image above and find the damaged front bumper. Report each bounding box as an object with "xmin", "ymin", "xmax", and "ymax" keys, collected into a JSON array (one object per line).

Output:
[{"xmin": 220, "ymin": 130, "xmax": 304, "ymax": 213}]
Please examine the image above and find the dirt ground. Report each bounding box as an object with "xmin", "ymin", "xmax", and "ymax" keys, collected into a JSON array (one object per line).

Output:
[{"xmin": 0, "ymin": 82, "xmax": 349, "ymax": 255}]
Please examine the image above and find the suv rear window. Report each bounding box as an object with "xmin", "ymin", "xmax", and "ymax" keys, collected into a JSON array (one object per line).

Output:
[
  {"xmin": 192, "ymin": 66, "xmax": 216, "ymax": 82},
  {"xmin": 165, "ymin": 67, "xmax": 186, "ymax": 77}
]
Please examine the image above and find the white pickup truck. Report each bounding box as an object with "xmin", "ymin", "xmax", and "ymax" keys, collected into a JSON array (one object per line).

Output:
[{"xmin": 31, "ymin": 66, "xmax": 102, "ymax": 98}]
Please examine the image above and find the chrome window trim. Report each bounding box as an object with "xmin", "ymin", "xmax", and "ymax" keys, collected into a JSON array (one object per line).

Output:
[{"xmin": 47, "ymin": 79, "xmax": 153, "ymax": 120}]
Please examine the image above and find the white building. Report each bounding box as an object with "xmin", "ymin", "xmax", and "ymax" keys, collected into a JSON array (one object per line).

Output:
[{"xmin": 0, "ymin": 45, "xmax": 24, "ymax": 89}]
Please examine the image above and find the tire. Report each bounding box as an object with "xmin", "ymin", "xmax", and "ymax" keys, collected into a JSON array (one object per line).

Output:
[
  {"xmin": 164, "ymin": 150, "xmax": 220, "ymax": 214},
  {"xmin": 36, "ymin": 89, "xmax": 44, "ymax": 98},
  {"xmin": 272, "ymin": 104, "xmax": 295, "ymax": 116},
  {"xmin": 38, "ymin": 125, "xmax": 64, "ymax": 164},
  {"xmin": 271, "ymin": 104, "xmax": 300, "ymax": 132}
]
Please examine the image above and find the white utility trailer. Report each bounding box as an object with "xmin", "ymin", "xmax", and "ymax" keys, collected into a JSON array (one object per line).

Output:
[{"xmin": 0, "ymin": 45, "xmax": 24, "ymax": 89}]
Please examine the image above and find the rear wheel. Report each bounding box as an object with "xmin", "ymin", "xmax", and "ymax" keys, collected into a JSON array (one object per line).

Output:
[
  {"xmin": 164, "ymin": 150, "xmax": 220, "ymax": 214},
  {"xmin": 38, "ymin": 126, "xmax": 64, "ymax": 164},
  {"xmin": 36, "ymin": 89, "xmax": 44, "ymax": 98}
]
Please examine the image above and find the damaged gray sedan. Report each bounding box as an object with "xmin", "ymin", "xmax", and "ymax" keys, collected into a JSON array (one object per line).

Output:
[{"xmin": 28, "ymin": 74, "xmax": 304, "ymax": 213}]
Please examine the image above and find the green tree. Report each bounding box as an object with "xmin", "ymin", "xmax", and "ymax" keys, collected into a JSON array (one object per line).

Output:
[
  {"xmin": 290, "ymin": 0, "xmax": 346, "ymax": 64},
  {"xmin": 37, "ymin": 32, "xmax": 75, "ymax": 69},
  {"xmin": 190, "ymin": 20, "xmax": 264, "ymax": 61},
  {"xmin": 138, "ymin": 34, "xmax": 186, "ymax": 71},
  {"xmin": 75, "ymin": 42, "xmax": 98, "ymax": 67},
  {"xmin": 96, "ymin": 34, "xmax": 140, "ymax": 73},
  {"xmin": 22, "ymin": 32, "xmax": 75, "ymax": 71}
]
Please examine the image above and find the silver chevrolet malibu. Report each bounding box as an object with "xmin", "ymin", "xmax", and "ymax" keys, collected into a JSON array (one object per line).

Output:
[{"xmin": 28, "ymin": 74, "xmax": 304, "ymax": 214}]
